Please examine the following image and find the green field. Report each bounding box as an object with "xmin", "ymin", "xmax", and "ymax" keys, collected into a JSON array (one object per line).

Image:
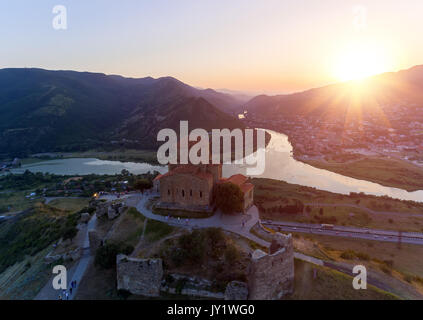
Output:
[{"xmin": 47, "ymin": 198, "xmax": 90, "ymax": 213}]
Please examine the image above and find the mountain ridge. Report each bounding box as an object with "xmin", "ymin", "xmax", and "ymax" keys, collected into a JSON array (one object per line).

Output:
[
  {"xmin": 0, "ymin": 68, "xmax": 245, "ymax": 156},
  {"xmin": 242, "ymin": 64, "xmax": 423, "ymax": 120}
]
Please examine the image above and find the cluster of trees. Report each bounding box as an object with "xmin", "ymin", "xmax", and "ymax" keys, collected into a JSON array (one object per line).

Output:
[
  {"xmin": 133, "ymin": 178, "xmax": 153, "ymax": 193},
  {"xmin": 214, "ymin": 182, "xmax": 244, "ymax": 214},
  {"xmin": 0, "ymin": 170, "xmax": 63, "ymax": 191}
]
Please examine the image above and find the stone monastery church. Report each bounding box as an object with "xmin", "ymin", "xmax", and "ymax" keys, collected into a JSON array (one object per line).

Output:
[{"xmin": 153, "ymin": 163, "xmax": 254, "ymax": 213}]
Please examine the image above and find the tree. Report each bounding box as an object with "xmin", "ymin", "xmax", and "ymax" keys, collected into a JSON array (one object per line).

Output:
[
  {"xmin": 63, "ymin": 227, "xmax": 78, "ymax": 242},
  {"xmin": 120, "ymin": 169, "xmax": 130, "ymax": 176},
  {"xmin": 215, "ymin": 182, "xmax": 244, "ymax": 214},
  {"xmin": 94, "ymin": 242, "xmax": 134, "ymax": 269},
  {"xmin": 133, "ymin": 178, "xmax": 153, "ymax": 193}
]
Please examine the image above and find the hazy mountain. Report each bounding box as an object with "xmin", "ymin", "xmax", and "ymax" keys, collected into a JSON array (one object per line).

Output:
[
  {"xmin": 116, "ymin": 96, "xmax": 245, "ymax": 149},
  {"xmin": 215, "ymin": 89, "xmax": 255, "ymax": 104},
  {"xmin": 243, "ymin": 65, "xmax": 423, "ymax": 121},
  {"xmin": 0, "ymin": 68, "xmax": 244, "ymax": 156}
]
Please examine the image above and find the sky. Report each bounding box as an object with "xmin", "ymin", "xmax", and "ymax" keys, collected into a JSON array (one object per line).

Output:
[{"xmin": 0, "ymin": 0, "xmax": 422, "ymax": 94}]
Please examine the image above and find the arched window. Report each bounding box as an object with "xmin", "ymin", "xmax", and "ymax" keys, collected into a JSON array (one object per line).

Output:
[
  {"xmin": 190, "ymin": 190, "xmax": 192, "ymax": 197},
  {"xmin": 168, "ymin": 189, "xmax": 170, "ymax": 195},
  {"xmin": 182, "ymin": 190, "xmax": 185, "ymax": 197},
  {"xmin": 200, "ymin": 191, "xmax": 202, "ymax": 198}
]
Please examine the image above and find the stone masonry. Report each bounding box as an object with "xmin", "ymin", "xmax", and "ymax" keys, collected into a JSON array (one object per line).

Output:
[
  {"xmin": 224, "ymin": 281, "xmax": 249, "ymax": 300},
  {"xmin": 247, "ymin": 232, "xmax": 294, "ymax": 300},
  {"xmin": 116, "ymin": 254, "xmax": 163, "ymax": 297},
  {"xmin": 88, "ymin": 230, "xmax": 102, "ymax": 254}
]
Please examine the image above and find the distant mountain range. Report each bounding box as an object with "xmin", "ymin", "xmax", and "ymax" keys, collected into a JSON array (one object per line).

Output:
[
  {"xmin": 0, "ymin": 68, "xmax": 245, "ymax": 156},
  {"xmin": 1, "ymin": 65, "xmax": 423, "ymax": 157},
  {"xmin": 243, "ymin": 65, "xmax": 423, "ymax": 122}
]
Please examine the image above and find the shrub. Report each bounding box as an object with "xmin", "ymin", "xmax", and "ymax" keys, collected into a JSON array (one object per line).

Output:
[
  {"xmin": 94, "ymin": 242, "xmax": 134, "ymax": 269},
  {"xmin": 340, "ymin": 250, "xmax": 356, "ymax": 260},
  {"xmin": 224, "ymin": 244, "xmax": 240, "ymax": 264},
  {"xmin": 356, "ymin": 252, "xmax": 370, "ymax": 261},
  {"xmin": 383, "ymin": 260, "xmax": 394, "ymax": 268},
  {"xmin": 404, "ymin": 274, "xmax": 414, "ymax": 283},
  {"xmin": 177, "ymin": 230, "xmax": 206, "ymax": 264},
  {"xmin": 117, "ymin": 289, "xmax": 131, "ymax": 300},
  {"xmin": 62, "ymin": 227, "xmax": 78, "ymax": 241},
  {"xmin": 381, "ymin": 265, "xmax": 392, "ymax": 275}
]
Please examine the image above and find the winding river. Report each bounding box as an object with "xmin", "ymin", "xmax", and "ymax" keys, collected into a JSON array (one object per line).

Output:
[{"xmin": 9, "ymin": 130, "xmax": 423, "ymax": 202}]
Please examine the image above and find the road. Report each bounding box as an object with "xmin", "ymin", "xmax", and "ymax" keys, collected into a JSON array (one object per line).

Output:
[
  {"xmin": 35, "ymin": 214, "xmax": 97, "ymax": 300},
  {"xmin": 135, "ymin": 193, "xmax": 269, "ymax": 247},
  {"xmin": 262, "ymin": 220, "xmax": 423, "ymax": 245}
]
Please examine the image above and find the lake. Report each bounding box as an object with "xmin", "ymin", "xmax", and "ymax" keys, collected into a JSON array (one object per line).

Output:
[
  {"xmin": 9, "ymin": 130, "xmax": 423, "ymax": 202},
  {"xmin": 10, "ymin": 158, "xmax": 167, "ymax": 176}
]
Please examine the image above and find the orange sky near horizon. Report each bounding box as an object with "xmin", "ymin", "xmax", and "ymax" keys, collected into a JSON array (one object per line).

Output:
[{"xmin": 0, "ymin": 0, "xmax": 422, "ymax": 95}]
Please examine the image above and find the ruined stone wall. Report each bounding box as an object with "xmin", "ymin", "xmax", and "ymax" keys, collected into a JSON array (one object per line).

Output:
[
  {"xmin": 88, "ymin": 230, "xmax": 102, "ymax": 254},
  {"xmin": 116, "ymin": 255, "xmax": 163, "ymax": 297},
  {"xmin": 207, "ymin": 164, "xmax": 222, "ymax": 184},
  {"xmin": 243, "ymin": 189, "xmax": 254, "ymax": 211},
  {"xmin": 248, "ymin": 233, "xmax": 294, "ymax": 300},
  {"xmin": 225, "ymin": 281, "xmax": 249, "ymax": 300},
  {"xmin": 160, "ymin": 174, "xmax": 212, "ymax": 206}
]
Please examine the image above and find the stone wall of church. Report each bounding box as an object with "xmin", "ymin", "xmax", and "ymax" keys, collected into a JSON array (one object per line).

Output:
[
  {"xmin": 207, "ymin": 164, "xmax": 222, "ymax": 183},
  {"xmin": 160, "ymin": 174, "xmax": 213, "ymax": 206}
]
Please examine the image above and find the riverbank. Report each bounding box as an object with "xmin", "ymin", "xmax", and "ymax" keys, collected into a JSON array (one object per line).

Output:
[
  {"xmin": 252, "ymin": 125, "xmax": 423, "ymax": 193},
  {"xmin": 29, "ymin": 149, "xmax": 159, "ymax": 165},
  {"xmin": 300, "ymin": 156, "xmax": 423, "ymax": 192}
]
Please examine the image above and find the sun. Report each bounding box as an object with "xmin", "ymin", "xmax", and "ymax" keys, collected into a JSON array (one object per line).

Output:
[{"xmin": 334, "ymin": 43, "xmax": 389, "ymax": 82}]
